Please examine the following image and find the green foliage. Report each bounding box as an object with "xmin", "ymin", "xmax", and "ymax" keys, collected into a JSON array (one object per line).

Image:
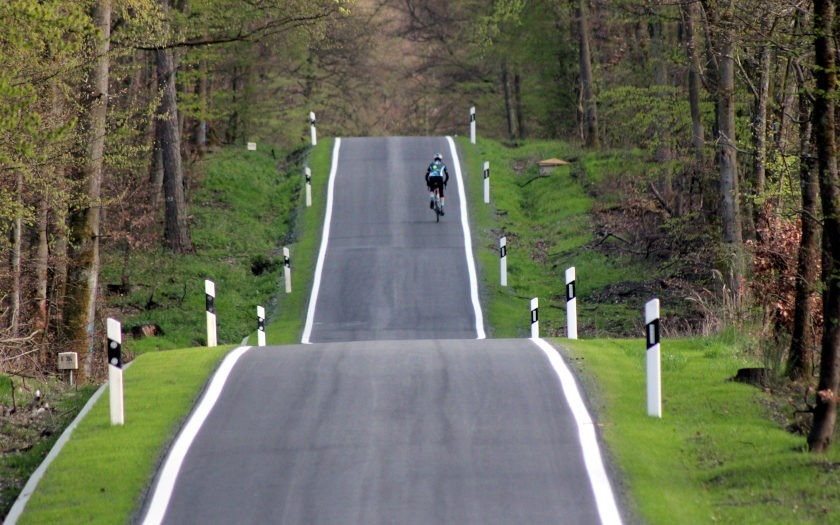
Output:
[{"xmin": 599, "ymin": 85, "xmax": 694, "ymax": 153}]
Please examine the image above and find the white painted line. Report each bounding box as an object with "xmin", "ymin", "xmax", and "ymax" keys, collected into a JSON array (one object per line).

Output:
[
  {"xmin": 531, "ymin": 338, "xmax": 623, "ymax": 525},
  {"xmin": 141, "ymin": 346, "xmax": 252, "ymax": 525},
  {"xmin": 447, "ymin": 136, "xmax": 486, "ymax": 340},
  {"xmin": 301, "ymin": 138, "xmax": 341, "ymax": 344}
]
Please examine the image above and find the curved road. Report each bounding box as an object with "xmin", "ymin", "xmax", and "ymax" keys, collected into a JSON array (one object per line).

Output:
[{"xmin": 142, "ymin": 137, "xmax": 621, "ymax": 524}]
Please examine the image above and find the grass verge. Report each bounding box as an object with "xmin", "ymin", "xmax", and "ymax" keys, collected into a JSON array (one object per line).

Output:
[
  {"xmin": 561, "ymin": 338, "xmax": 840, "ymax": 524},
  {"xmin": 15, "ymin": 346, "xmax": 231, "ymax": 524},
  {"xmin": 457, "ymin": 137, "xmax": 650, "ymax": 339}
]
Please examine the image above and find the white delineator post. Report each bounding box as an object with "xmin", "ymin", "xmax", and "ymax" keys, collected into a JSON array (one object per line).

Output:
[
  {"xmin": 483, "ymin": 161, "xmax": 490, "ymax": 204},
  {"xmin": 500, "ymin": 236, "xmax": 507, "ymax": 287},
  {"xmin": 205, "ymin": 279, "xmax": 217, "ymax": 347},
  {"xmin": 566, "ymin": 266, "xmax": 578, "ymax": 339},
  {"xmin": 309, "ymin": 111, "xmax": 317, "ymax": 146},
  {"xmin": 283, "ymin": 247, "xmax": 292, "ymax": 293},
  {"xmin": 257, "ymin": 306, "xmax": 266, "ymax": 347},
  {"xmin": 107, "ymin": 318, "xmax": 124, "ymax": 426},
  {"xmin": 530, "ymin": 297, "xmax": 539, "ymax": 338},
  {"xmin": 645, "ymin": 298, "xmax": 662, "ymax": 418},
  {"xmin": 470, "ymin": 106, "xmax": 476, "ymax": 144},
  {"xmin": 305, "ymin": 167, "xmax": 312, "ymax": 207}
]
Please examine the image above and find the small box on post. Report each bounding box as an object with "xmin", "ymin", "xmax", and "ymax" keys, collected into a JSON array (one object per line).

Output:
[
  {"xmin": 247, "ymin": 142, "xmax": 256, "ymax": 151},
  {"xmin": 58, "ymin": 352, "xmax": 78, "ymax": 385}
]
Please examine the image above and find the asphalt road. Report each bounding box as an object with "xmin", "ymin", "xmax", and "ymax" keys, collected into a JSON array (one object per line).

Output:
[
  {"xmin": 143, "ymin": 137, "xmax": 618, "ymax": 524},
  {"xmin": 306, "ymin": 137, "xmax": 479, "ymax": 342},
  {"xmin": 155, "ymin": 340, "xmax": 602, "ymax": 524}
]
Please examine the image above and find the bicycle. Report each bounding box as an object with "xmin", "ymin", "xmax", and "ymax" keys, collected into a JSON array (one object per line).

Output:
[{"xmin": 431, "ymin": 187, "xmax": 443, "ymax": 222}]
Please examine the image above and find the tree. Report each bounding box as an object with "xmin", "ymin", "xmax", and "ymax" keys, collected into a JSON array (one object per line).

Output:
[
  {"xmin": 156, "ymin": 0, "xmax": 192, "ymax": 253},
  {"xmin": 788, "ymin": 61, "xmax": 819, "ymax": 382},
  {"xmin": 576, "ymin": 0, "xmax": 599, "ymax": 148},
  {"xmin": 808, "ymin": 0, "xmax": 839, "ymax": 453},
  {"xmin": 703, "ymin": 0, "xmax": 745, "ymax": 304},
  {"xmin": 63, "ymin": 0, "xmax": 111, "ymax": 381}
]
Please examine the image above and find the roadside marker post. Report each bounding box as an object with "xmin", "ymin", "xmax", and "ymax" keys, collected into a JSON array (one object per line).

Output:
[
  {"xmin": 500, "ymin": 236, "xmax": 507, "ymax": 287},
  {"xmin": 309, "ymin": 111, "xmax": 317, "ymax": 146},
  {"xmin": 205, "ymin": 279, "xmax": 217, "ymax": 347},
  {"xmin": 530, "ymin": 297, "xmax": 539, "ymax": 338},
  {"xmin": 566, "ymin": 267, "xmax": 578, "ymax": 339},
  {"xmin": 483, "ymin": 161, "xmax": 490, "ymax": 204},
  {"xmin": 305, "ymin": 167, "xmax": 312, "ymax": 207},
  {"xmin": 257, "ymin": 306, "xmax": 266, "ymax": 347},
  {"xmin": 283, "ymin": 247, "xmax": 292, "ymax": 294},
  {"xmin": 470, "ymin": 106, "xmax": 476, "ymax": 144},
  {"xmin": 107, "ymin": 318, "xmax": 124, "ymax": 426},
  {"xmin": 645, "ymin": 298, "xmax": 662, "ymax": 418}
]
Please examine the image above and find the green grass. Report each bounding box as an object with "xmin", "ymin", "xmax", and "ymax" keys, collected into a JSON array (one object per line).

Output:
[
  {"xmin": 16, "ymin": 346, "xmax": 231, "ymax": 525},
  {"xmin": 100, "ymin": 140, "xmax": 326, "ymax": 351},
  {"xmin": 243, "ymin": 137, "xmax": 334, "ymax": 345},
  {"xmin": 560, "ymin": 338, "xmax": 840, "ymax": 524},
  {"xmin": 458, "ymin": 137, "xmax": 649, "ymax": 338}
]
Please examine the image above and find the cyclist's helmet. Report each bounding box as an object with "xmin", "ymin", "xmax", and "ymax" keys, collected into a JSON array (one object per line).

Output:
[{"xmin": 434, "ymin": 153, "xmax": 442, "ymax": 161}]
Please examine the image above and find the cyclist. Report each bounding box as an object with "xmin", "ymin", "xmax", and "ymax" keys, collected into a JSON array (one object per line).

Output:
[{"xmin": 425, "ymin": 153, "xmax": 450, "ymax": 215}]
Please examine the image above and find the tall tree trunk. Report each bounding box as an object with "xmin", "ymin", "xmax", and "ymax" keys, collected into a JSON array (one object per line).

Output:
[
  {"xmin": 680, "ymin": 1, "xmax": 705, "ymax": 164},
  {"xmin": 809, "ymin": 0, "xmax": 840, "ymax": 453},
  {"xmin": 36, "ymin": 196, "xmax": 50, "ymax": 365},
  {"xmin": 514, "ymin": 71, "xmax": 525, "ymax": 139},
  {"xmin": 716, "ymin": 0, "xmax": 744, "ymax": 305},
  {"xmin": 63, "ymin": 0, "xmax": 111, "ymax": 382},
  {"xmin": 10, "ymin": 172, "xmax": 23, "ymax": 339},
  {"xmin": 577, "ymin": 0, "xmax": 599, "ymax": 148},
  {"xmin": 156, "ymin": 41, "xmax": 192, "ymax": 252},
  {"xmin": 789, "ymin": 68, "xmax": 818, "ymax": 382},
  {"xmin": 744, "ymin": 27, "xmax": 772, "ymax": 241},
  {"xmin": 502, "ymin": 61, "xmax": 515, "ymax": 140}
]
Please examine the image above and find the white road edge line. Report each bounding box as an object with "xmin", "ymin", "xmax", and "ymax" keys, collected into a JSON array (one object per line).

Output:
[
  {"xmin": 447, "ymin": 136, "xmax": 486, "ymax": 340},
  {"xmin": 141, "ymin": 345, "xmax": 252, "ymax": 525},
  {"xmin": 532, "ymin": 337, "xmax": 623, "ymax": 525},
  {"xmin": 301, "ymin": 137, "xmax": 341, "ymax": 344}
]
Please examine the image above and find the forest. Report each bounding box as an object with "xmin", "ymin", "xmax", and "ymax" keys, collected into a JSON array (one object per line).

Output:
[{"xmin": 1, "ymin": 0, "xmax": 838, "ymax": 453}]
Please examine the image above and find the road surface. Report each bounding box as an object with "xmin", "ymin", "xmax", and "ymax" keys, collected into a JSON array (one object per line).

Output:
[{"xmin": 142, "ymin": 137, "xmax": 620, "ymax": 525}]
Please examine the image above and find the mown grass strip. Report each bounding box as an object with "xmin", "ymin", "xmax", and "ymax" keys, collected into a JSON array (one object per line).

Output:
[
  {"xmin": 561, "ymin": 338, "xmax": 840, "ymax": 524},
  {"xmin": 16, "ymin": 346, "xmax": 231, "ymax": 525}
]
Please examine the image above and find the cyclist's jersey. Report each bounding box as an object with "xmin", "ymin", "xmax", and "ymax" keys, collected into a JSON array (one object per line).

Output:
[{"xmin": 428, "ymin": 160, "xmax": 445, "ymax": 178}]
